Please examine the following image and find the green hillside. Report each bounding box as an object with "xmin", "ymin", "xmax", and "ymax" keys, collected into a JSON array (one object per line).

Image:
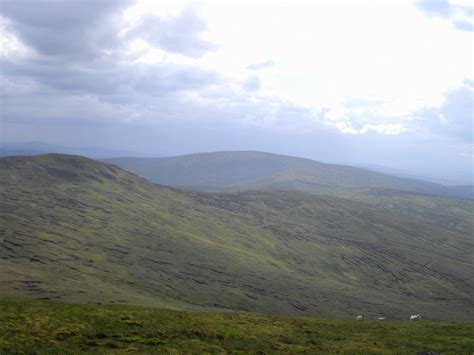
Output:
[
  {"xmin": 1, "ymin": 154, "xmax": 473, "ymax": 320},
  {"xmin": 2, "ymin": 298, "xmax": 473, "ymax": 354},
  {"xmin": 105, "ymin": 151, "xmax": 473, "ymax": 199},
  {"xmin": 311, "ymin": 187, "xmax": 474, "ymax": 234}
]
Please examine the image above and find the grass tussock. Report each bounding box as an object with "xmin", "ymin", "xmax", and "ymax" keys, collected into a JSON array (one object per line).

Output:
[{"xmin": 1, "ymin": 298, "xmax": 473, "ymax": 354}]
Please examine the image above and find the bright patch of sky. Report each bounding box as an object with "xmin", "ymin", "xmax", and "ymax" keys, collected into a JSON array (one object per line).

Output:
[{"xmin": 124, "ymin": 0, "xmax": 472, "ymax": 135}]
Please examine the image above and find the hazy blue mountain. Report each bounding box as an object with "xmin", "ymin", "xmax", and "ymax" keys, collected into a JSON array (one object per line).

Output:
[
  {"xmin": 355, "ymin": 163, "xmax": 470, "ymax": 186},
  {"xmin": 105, "ymin": 151, "xmax": 473, "ymax": 199}
]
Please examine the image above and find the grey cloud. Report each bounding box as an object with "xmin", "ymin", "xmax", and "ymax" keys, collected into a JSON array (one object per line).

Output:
[
  {"xmin": 463, "ymin": 78, "xmax": 474, "ymax": 88},
  {"xmin": 243, "ymin": 76, "xmax": 261, "ymax": 92},
  {"xmin": 1, "ymin": 58, "xmax": 122, "ymax": 95},
  {"xmin": 437, "ymin": 84, "xmax": 473, "ymax": 142},
  {"xmin": 130, "ymin": 64, "xmax": 217, "ymax": 96},
  {"xmin": 1, "ymin": 1, "xmax": 215, "ymax": 61},
  {"xmin": 1, "ymin": 1, "xmax": 217, "ymax": 102},
  {"xmin": 453, "ymin": 19, "xmax": 474, "ymax": 31},
  {"xmin": 0, "ymin": 0, "xmax": 132, "ymax": 28},
  {"xmin": 1, "ymin": 0, "xmax": 133, "ymax": 61},
  {"xmin": 416, "ymin": 0, "xmax": 452, "ymax": 17},
  {"xmin": 0, "ymin": 79, "xmax": 323, "ymax": 135},
  {"xmin": 415, "ymin": 82, "xmax": 473, "ymax": 143},
  {"xmin": 0, "ymin": 1, "xmax": 221, "ymax": 130},
  {"xmin": 416, "ymin": 0, "xmax": 473, "ymax": 32},
  {"xmin": 1, "ymin": 56, "xmax": 217, "ymax": 99},
  {"xmin": 133, "ymin": 7, "xmax": 216, "ymax": 58},
  {"xmin": 247, "ymin": 60, "xmax": 275, "ymax": 70},
  {"xmin": 1, "ymin": 54, "xmax": 323, "ymax": 131},
  {"xmin": 344, "ymin": 98, "xmax": 386, "ymax": 109},
  {"xmin": 1, "ymin": 93, "xmax": 139, "ymax": 125}
]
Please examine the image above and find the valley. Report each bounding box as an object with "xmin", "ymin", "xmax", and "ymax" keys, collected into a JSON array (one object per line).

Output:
[{"xmin": 1, "ymin": 154, "xmax": 473, "ymax": 321}]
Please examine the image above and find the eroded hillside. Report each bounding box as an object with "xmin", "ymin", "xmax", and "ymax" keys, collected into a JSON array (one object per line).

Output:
[{"xmin": 1, "ymin": 154, "xmax": 473, "ymax": 320}]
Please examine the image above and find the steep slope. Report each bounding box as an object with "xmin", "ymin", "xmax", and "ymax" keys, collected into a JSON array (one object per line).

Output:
[
  {"xmin": 1, "ymin": 154, "xmax": 473, "ymax": 320},
  {"xmin": 105, "ymin": 151, "xmax": 473, "ymax": 199}
]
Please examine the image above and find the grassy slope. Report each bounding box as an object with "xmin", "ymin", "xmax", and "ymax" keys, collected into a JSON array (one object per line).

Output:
[
  {"xmin": 1, "ymin": 154, "xmax": 473, "ymax": 321},
  {"xmin": 104, "ymin": 151, "xmax": 473, "ymax": 199},
  {"xmin": 1, "ymin": 298, "xmax": 473, "ymax": 354},
  {"xmin": 310, "ymin": 187, "xmax": 474, "ymax": 234}
]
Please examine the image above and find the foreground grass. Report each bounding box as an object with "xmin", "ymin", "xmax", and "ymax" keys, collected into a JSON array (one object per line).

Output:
[{"xmin": 1, "ymin": 299, "xmax": 473, "ymax": 353}]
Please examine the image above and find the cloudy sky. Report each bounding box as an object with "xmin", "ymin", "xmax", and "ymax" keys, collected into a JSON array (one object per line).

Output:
[{"xmin": 0, "ymin": 0, "xmax": 472, "ymax": 183}]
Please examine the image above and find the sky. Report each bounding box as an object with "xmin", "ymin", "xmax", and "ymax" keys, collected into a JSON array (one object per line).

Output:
[{"xmin": 0, "ymin": 0, "xmax": 473, "ymax": 183}]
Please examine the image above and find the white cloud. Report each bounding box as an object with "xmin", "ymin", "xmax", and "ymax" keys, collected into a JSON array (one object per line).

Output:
[
  {"xmin": 0, "ymin": 16, "xmax": 31, "ymax": 59},
  {"xmin": 175, "ymin": 1, "xmax": 471, "ymax": 135}
]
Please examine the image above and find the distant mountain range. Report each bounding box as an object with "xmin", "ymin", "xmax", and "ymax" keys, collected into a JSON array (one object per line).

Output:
[
  {"xmin": 105, "ymin": 151, "xmax": 474, "ymax": 200},
  {"xmin": 1, "ymin": 154, "xmax": 473, "ymax": 320},
  {"xmin": 354, "ymin": 163, "xmax": 466, "ymax": 186},
  {"xmin": 3, "ymin": 143, "xmax": 471, "ymax": 194}
]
